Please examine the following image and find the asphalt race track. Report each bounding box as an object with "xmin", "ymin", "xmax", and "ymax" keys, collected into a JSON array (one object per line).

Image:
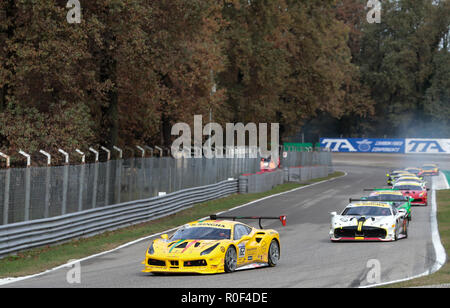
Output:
[{"xmin": 3, "ymin": 153, "xmax": 449, "ymax": 288}]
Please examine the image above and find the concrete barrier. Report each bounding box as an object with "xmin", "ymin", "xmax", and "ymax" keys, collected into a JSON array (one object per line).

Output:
[{"xmin": 239, "ymin": 165, "xmax": 331, "ymax": 194}]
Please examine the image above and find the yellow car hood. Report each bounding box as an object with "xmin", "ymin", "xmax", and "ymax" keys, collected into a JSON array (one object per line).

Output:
[{"xmin": 154, "ymin": 239, "xmax": 223, "ymax": 256}]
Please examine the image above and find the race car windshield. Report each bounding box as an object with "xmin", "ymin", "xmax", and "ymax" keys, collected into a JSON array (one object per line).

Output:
[
  {"xmin": 171, "ymin": 227, "xmax": 231, "ymax": 240},
  {"xmin": 342, "ymin": 206, "xmax": 391, "ymax": 216},
  {"xmin": 367, "ymin": 195, "xmax": 406, "ymax": 202},
  {"xmin": 422, "ymin": 165, "xmax": 436, "ymax": 170},
  {"xmin": 397, "ymin": 178, "xmax": 421, "ymax": 183},
  {"xmin": 394, "ymin": 185, "xmax": 422, "ymax": 191}
]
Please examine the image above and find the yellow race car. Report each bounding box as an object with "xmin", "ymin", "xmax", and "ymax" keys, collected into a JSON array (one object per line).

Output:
[{"xmin": 142, "ymin": 215, "xmax": 286, "ymax": 274}]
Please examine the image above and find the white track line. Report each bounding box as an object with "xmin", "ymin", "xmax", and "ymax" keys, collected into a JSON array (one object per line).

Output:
[
  {"xmin": 361, "ymin": 176, "xmax": 447, "ymax": 288},
  {"xmin": 0, "ymin": 171, "xmax": 347, "ymax": 286}
]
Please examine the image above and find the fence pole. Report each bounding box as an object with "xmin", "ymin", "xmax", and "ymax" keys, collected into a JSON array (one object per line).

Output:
[
  {"xmin": 113, "ymin": 146, "xmax": 122, "ymax": 159},
  {"xmin": 78, "ymin": 163, "xmax": 85, "ymax": 211},
  {"xmin": 155, "ymin": 146, "xmax": 163, "ymax": 157},
  {"xmin": 39, "ymin": 150, "xmax": 51, "ymax": 166},
  {"xmin": 18, "ymin": 150, "xmax": 31, "ymax": 167},
  {"xmin": 2, "ymin": 168, "xmax": 10, "ymax": 225},
  {"xmin": 75, "ymin": 149, "xmax": 85, "ymax": 164},
  {"xmin": 43, "ymin": 166, "xmax": 51, "ymax": 218},
  {"xmin": 0, "ymin": 152, "xmax": 10, "ymax": 168},
  {"xmin": 144, "ymin": 145, "xmax": 154, "ymax": 157},
  {"xmin": 100, "ymin": 146, "xmax": 111, "ymax": 161},
  {"xmin": 136, "ymin": 146, "xmax": 145, "ymax": 158},
  {"xmin": 58, "ymin": 149, "xmax": 69, "ymax": 164},
  {"xmin": 62, "ymin": 164, "xmax": 68, "ymax": 215},
  {"xmin": 89, "ymin": 147, "xmax": 99, "ymax": 162},
  {"xmin": 24, "ymin": 167, "xmax": 31, "ymax": 221}
]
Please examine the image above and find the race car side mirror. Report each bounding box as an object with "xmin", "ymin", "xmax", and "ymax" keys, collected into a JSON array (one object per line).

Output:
[
  {"xmin": 427, "ymin": 188, "xmax": 430, "ymax": 191},
  {"xmin": 330, "ymin": 212, "xmax": 337, "ymax": 217},
  {"xmin": 161, "ymin": 234, "xmax": 169, "ymax": 240},
  {"xmin": 397, "ymin": 209, "xmax": 407, "ymax": 217}
]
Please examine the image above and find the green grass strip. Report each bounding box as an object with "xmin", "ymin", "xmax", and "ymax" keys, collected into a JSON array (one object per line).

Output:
[
  {"xmin": 443, "ymin": 170, "xmax": 450, "ymax": 186},
  {"xmin": 383, "ymin": 189, "xmax": 450, "ymax": 287},
  {"xmin": 0, "ymin": 171, "xmax": 344, "ymax": 279}
]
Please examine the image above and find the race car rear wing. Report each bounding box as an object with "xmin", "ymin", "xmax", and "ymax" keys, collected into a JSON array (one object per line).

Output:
[
  {"xmin": 349, "ymin": 198, "xmax": 408, "ymax": 203},
  {"xmin": 209, "ymin": 215, "xmax": 287, "ymax": 229},
  {"xmin": 363, "ymin": 188, "xmax": 430, "ymax": 192}
]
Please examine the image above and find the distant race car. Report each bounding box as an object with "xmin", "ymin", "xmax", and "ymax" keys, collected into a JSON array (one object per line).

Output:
[
  {"xmin": 405, "ymin": 167, "xmax": 422, "ymax": 176},
  {"xmin": 142, "ymin": 215, "xmax": 286, "ymax": 274},
  {"xmin": 386, "ymin": 170, "xmax": 413, "ymax": 186},
  {"xmin": 419, "ymin": 164, "xmax": 439, "ymax": 176},
  {"xmin": 362, "ymin": 190, "xmax": 413, "ymax": 221},
  {"xmin": 393, "ymin": 176, "xmax": 426, "ymax": 188},
  {"xmin": 392, "ymin": 181, "xmax": 429, "ymax": 206},
  {"xmin": 260, "ymin": 156, "xmax": 280, "ymax": 172},
  {"xmin": 330, "ymin": 201, "xmax": 409, "ymax": 241}
]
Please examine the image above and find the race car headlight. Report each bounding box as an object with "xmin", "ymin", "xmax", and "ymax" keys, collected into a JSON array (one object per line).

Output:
[
  {"xmin": 200, "ymin": 243, "xmax": 219, "ymax": 256},
  {"xmin": 148, "ymin": 242, "xmax": 155, "ymax": 255}
]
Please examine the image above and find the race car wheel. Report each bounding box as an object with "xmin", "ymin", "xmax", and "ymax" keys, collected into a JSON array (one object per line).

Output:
[
  {"xmin": 268, "ymin": 239, "xmax": 280, "ymax": 267},
  {"xmin": 224, "ymin": 246, "xmax": 237, "ymax": 273}
]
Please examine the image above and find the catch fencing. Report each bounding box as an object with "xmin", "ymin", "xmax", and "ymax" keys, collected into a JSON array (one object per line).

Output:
[
  {"xmin": 0, "ymin": 157, "xmax": 260, "ymax": 226},
  {"xmin": 0, "ymin": 151, "xmax": 333, "ymax": 257},
  {"xmin": 0, "ymin": 152, "xmax": 333, "ymax": 227}
]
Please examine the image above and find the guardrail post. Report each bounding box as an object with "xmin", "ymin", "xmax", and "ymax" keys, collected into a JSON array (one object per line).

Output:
[{"xmin": 239, "ymin": 175, "xmax": 248, "ymax": 194}]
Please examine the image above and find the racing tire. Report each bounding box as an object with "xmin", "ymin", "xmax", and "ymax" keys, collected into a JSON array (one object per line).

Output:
[
  {"xmin": 224, "ymin": 246, "xmax": 237, "ymax": 273},
  {"xmin": 403, "ymin": 219, "xmax": 408, "ymax": 239},
  {"xmin": 268, "ymin": 239, "xmax": 280, "ymax": 267},
  {"xmin": 394, "ymin": 223, "xmax": 399, "ymax": 241}
]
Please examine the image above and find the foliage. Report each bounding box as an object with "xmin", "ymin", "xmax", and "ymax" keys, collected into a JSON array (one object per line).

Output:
[{"xmin": 0, "ymin": 0, "xmax": 448, "ymax": 164}]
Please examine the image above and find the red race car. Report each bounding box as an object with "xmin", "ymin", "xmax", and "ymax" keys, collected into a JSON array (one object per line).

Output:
[
  {"xmin": 392, "ymin": 181, "xmax": 429, "ymax": 206},
  {"xmin": 419, "ymin": 164, "xmax": 439, "ymax": 176}
]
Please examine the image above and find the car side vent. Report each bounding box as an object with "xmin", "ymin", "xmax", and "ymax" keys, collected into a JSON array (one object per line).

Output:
[
  {"xmin": 255, "ymin": 238, "xmax": 262, "ymax": 243},
  {"xmin": 176, "ymin": 242, "xmax": 188, "ymax": 249},
  {"xmin": 194, "ymin": 242, "xmax": 201, "ymax": 247}
]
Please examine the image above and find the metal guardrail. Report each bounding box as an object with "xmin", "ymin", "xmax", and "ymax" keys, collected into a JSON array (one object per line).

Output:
[{"xmin": 0, "ymin": 179, "xmax": 238, "ymax": 257}]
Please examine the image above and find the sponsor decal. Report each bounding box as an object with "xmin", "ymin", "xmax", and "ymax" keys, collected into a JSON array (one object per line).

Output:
[
  {"xmin": 320, "ymin": 138, "xmax": 405, "ymax": 153},
  {"xmin": 405, "ymin": 139, "xmax": 450, "ymax": 154}
]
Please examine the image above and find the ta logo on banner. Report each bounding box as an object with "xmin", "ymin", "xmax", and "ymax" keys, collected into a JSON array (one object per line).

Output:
[
  {"xmin": 408, "ymin": 140, "xmax": 445, "ymax": 153},
  {"xmin": 321, "ymin": 139, "xmax": 357, "ymax": 152}
]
